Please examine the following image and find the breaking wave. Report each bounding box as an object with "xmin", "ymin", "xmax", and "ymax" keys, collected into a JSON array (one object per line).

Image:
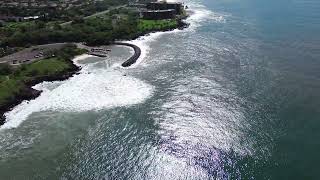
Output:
[
  {"xmin": 124, "ymin": 0, "xmax": 226, "ymax": 67},
  {"xmin": 1, "ymin": 55, "xmax": 154, "ymax": 130},
  {"xmin": 1, "ymin": 0, "xmax": 224, "ymax": 130}
]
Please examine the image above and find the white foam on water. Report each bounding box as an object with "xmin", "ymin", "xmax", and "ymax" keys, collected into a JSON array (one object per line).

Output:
[
  {"xmin": 122, "ymin": 29, "xmax": 181, "ymax": 68},
  {"xmin": 186, "ymin": 3, "xmax": 226, "ymax": 31},
  {"xmin": 1, "ymin": 57, "xmax": 154, "ymax": 130},
  {"xmin": 120, "ymin": 0, "xmax": 225, "ymax": 68},
  {"xmin": 73, "ymin": 54, "xmax": 95, "ymax": 67},
  {"xmin": 1, "ymin": 1, "xmax": 223, "ymax": 130}
]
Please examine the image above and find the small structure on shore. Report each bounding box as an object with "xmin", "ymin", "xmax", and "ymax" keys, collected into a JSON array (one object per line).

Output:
[
  {"xmin": 141, "ymin": 1, "xmax": 185, "ymax": 20},
  {"xmin": 146, "ymin": 2, "xmax": 183, "ymax": 14},
  {"xmin": 142, "ymin": 9, "xmax": 176, "ymax": 20},
  {"xmin": 88, "ymin": 48, "xmax": 110, "ymax": 57}
]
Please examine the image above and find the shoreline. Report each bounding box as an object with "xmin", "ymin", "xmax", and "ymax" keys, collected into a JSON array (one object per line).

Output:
[
  {"xmin": 0, "ymin": 59, "xmax": 80, "ymax": 126},
  {"xmin": 80, "ymin": 19, "xmax": 188, "ymax": 67},
  {"xmin": 0, "ymin": 19, "xmax": 189, "ymax": 127},
  {"xmin": 115, "ymin": 19, "xmax": 189, "ymax": 67}
]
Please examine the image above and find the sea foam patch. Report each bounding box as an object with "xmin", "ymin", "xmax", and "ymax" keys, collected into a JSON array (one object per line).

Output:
[
  {"xmin": 186, "ymin": 3, "xmax": 226, "ymax": 31},
  {"xmin": 121, "ymin": 0, "xmax": 226, "ymax": 68},
  {"xmin": 1, "ymin": 58, "xmax": 154, "ymax": 130},
  {"xmin": 1, "ymin": 1, "xmax": 221, "ymax": 130},
  {"xmin": 123, "ymin": 29, "xmax": 180, "ymax": 68}
]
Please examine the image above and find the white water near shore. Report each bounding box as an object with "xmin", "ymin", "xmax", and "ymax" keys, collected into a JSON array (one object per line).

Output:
[
  {"xmin": 1, "ymin": 55, "xmax": 154, "ymax": 130},
  {"xmin": 1, "ymin": 1, "xmax": 225, "ymax": 130},
  {"xmin": 123, "ymin": 0, "xmax": 226, "ymax": 68},
  {"xmin": 0, "ymin": 1, "xmax": 251, "ymax": 179}
]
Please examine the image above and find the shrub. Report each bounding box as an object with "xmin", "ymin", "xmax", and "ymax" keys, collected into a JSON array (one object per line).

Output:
[
  {"xmin": 27, "ymin": 69, "xmax": 38, "ymax": 76},
  {"xmin": 0, "ymin": 63, "xmax": 13, "ymax": 75}
]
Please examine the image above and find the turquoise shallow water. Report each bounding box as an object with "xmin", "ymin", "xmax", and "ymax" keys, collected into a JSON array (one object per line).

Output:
[{"xmin": 0, "ymin": 0, "xmax": 320, "ymax": 179}]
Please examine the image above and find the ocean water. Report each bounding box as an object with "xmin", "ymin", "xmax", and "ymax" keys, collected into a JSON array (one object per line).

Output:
[{"xmin": 1, "ymin": 0, "xmax": 320, "ymax": 179}]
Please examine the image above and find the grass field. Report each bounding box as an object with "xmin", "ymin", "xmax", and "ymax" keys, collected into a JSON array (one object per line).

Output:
[
  {"xmin": 20, "ymin": 58, "xmax": 70, "ymax": 76},
  {"xmin": 138, "ymin": 19, "xmax": 178, "ymax": 32},
  {"xmin": 0, "ymin": 43, "xmax": 86, "ymax": 106},
  {"xmin": 0, "ymin": 57, "xmax": 71, "ymax": 104}
]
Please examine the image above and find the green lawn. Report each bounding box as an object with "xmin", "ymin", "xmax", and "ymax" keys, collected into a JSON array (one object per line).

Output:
[
  {"xmin": 0, "ymin": 44, "xmax": 85, "ymax": 106},
  {"xmin": 20, "ymin": 58, "xmax": 70, "ymax": 77},
  {"xmin": 0, "ymin": 58, "xmax": 71, "ymax": 105},
  {"xmin": 138, "ymin": 19, "xmax": 178, "ymax": 32}
]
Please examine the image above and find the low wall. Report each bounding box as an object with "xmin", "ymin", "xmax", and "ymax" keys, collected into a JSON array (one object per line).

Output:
[{"xmin": 113, "ymin": 42, "xmax": 141, "ymax": 67}]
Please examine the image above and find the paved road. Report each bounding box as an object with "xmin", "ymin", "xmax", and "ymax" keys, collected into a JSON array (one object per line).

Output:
[
  {"xmin": 0, "ymin": 43, "xmax": 67, "ymax": 65},
  {"xmin": 60, "ymin": 5, "xmax": 127, "ymax": 26}
]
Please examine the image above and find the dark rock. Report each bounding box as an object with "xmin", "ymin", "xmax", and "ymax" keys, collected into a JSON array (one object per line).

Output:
[
  {"xmin": 0, "ymin": 114, "xmax": 5, "ymax": 126},
  {"xmin": 116, "ymin": 42, "xmax": 141, "ymax": 67},
  {"xmin": 0, "ymin": 16, "xmax": 191, "ymax": 126}
]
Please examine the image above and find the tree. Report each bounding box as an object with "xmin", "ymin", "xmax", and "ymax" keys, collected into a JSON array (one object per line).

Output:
[
  {"xmin": 0, "ymin": 63, "xmax": 12, "ymax": 75},
  {"xmin": 27, "ymin": 69, "xmax": 38, "ymax": 76},
  {"xmin": 53, "ymin": 23, "xmax": 62, "ymax": 30},
  {"xmin": 72, "ymin": 17, "xmax": 85, "ymax": 24},
  {"xmin": 36, "ymin": 21, "xmax": 46, "ymax": 29}
]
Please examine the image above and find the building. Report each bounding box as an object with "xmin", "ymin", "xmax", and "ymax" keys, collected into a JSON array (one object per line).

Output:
[
  {"xmin": 146, "ymin": 2, "xmax": 183, "ymax": 15},
  {"xmin": 0, "ymin": 0, "xmax": 88, "ymax": 9},
  {"xmin": 141, "ymin": 1, "xmax": 184, "ymax": 20},
  {"xmin": 142, "ymin": 9, "xmax": 176, "ymax": 20}
]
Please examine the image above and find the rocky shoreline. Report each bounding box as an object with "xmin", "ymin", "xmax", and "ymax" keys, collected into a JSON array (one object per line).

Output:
[
  {"xmin": 0, "ymin": 19, "xmax": 189, "ymax": 127},
  {"xmin": 0, "ymin": 59, "xmax": 80, "ymax": 126}
]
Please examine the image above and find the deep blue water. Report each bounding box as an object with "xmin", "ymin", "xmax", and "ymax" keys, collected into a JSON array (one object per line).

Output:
[{"xmin": 204, "ymin": 0, "xmax": 320, "ymax": 178}]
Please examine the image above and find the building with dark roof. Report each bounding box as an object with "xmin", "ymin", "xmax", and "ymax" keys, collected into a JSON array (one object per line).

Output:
[
  {"xmin": 142, "ymin": 9, "xmax": 176, "ymax": 20},
  {"xmin": 141, "ymin": 1, "xmax": 184, "ymax": 20},
  {"xmin": 146, "ymin": 2, "xmax": 183, "ymax": 15}
]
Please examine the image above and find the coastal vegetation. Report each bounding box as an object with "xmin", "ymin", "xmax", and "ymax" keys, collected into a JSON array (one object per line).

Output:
[
  {"xmin": 0, "ymin": 0, "xmax": 128, "ymax": 57},
  {"xmin": 0, "ymin": 0, "xmax": 129, "ymax": 21},
  {"xmin": 0, "ymin": 1, "xmax": 188, "ymax": 124},
  {"xmin": 138, "ymin": 19, "xmax": 178, "ymax": 32},
  {"xmin": 0, "ymin": 44, "xmax": 86, "ymax": 108},
  {"xmin": 0, "ymin": 8, "xmax": 182, "ymax": 56}
]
